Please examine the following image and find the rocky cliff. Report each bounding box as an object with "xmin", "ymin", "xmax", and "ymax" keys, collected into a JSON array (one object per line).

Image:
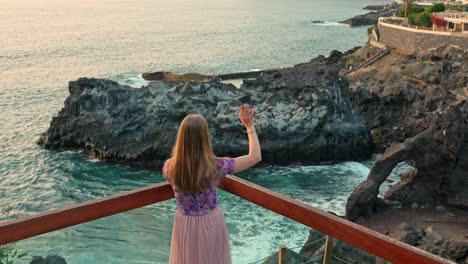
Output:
[
  {"xmin": 346, "ymin": 103, "xmax": 467, "ymax": 221},
  {"xmin": 38, "ymin": 52, "xmax": 373, "ymax": 166},
  {"xmin": 335, "ymin": 44, "xmax": 468, "ymax": 264},
  {"xmin": 346, "ymin": 46, "xmax": 468, "ymax": 221},
  {"xmin": 341, "ymin": 14, "xmax": 468, "ymax": 214},
  {"xmin": 349, "ymin": 46, "xmax": 468, "ymax": 150}
]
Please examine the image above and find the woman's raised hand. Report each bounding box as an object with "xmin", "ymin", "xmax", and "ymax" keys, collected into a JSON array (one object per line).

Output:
[
  {"xmin": 233, "ymin": 105, "xmax": 261, "ymax": 173},
  {"xmin": 239, "ymin": 105, "xmax": 255, "ymax": 130}
]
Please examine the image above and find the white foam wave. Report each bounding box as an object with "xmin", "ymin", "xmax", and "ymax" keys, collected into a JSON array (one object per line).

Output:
[{"xmin": 112, "ymin": 73, "xmax": 150, "ymax": 88}]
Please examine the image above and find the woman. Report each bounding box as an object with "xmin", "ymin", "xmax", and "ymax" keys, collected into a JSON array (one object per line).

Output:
[{"xmin": 162, "ymin": 105, "xmax": 261, "ymax": 264}]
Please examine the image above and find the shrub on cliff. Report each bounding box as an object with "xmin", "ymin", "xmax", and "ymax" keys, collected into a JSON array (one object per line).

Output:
[
  {"xmin": 409, "ymin": 12, "xmax": 432, "ymax": 27},
  {"xmin": 418, "ymin": 12, "xmax": 433, "ymax": 27},
  {"xmin": 397, "ymin": 6, "xmax": 424, "ymax": 17},
  {"xmin": 426, "ymin": 3, "xmax": 445, "ymax": 13},
  {"xmin": 449, "ymin": 5, "xmax": 462, "ymax": 11},
  {"xmin": 346, "ymin": 54, "xmax": 364, "ymax": 68}
]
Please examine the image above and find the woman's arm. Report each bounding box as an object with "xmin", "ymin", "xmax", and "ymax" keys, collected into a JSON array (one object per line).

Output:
[{"xmin": 233, "ymin": 105, "xmax": 262, "ymax": 173}]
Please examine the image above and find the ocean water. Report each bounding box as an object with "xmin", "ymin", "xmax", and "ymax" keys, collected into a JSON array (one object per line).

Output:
[{"xmin": 0, "ymin": 0, "xmax": 395, "ymax": 263}]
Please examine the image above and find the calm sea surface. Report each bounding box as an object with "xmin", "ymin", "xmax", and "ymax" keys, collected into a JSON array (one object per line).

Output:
[{"xmin": 0, "ymin": 0, "xmax": 396, "ymax": 263}]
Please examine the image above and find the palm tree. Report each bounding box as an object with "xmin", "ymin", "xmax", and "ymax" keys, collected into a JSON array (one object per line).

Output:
[{"xmin": 403, "ymin": 0, "xmax": 412, "ymax": 19}]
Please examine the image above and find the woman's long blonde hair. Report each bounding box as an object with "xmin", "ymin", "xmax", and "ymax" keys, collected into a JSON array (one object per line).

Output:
[{"xmin": 166, "ymin": 114, "xmax": 219, "ymax": 193}]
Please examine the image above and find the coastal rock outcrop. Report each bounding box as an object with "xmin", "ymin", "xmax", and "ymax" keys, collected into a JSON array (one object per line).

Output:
[
  {"xmin": 38, "ymin": 52, "xmax": 373, "ymax": 166},
  {"xmin": 345, "ymin": 46, "xmax": 468, "ymax": 222},
  {"xmin": 363, "ymin": 5, "xmax": 387, "ymax": 11},
  {"xmin": 346, "ymin": 102, "xmax": 467, "ymax": 221},
  {"xmin": 348, "ymin": 45, "xmax": 468, "ymax": 150},
  {"xmin": 339, "ymin": 44, "xmax": 468, "ymax": 263},
  {"xmin": 339, "ymin": 3, "xmax": 401, "ymax": 27}
]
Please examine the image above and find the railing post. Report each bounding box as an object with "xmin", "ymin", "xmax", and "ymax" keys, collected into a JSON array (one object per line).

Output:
[
  {"xmin": 322, "ymin": 236, "xmax": 334, "ymax": 264},
  {"xmin": 279, "ymin": 244, "xmax": 288, "ymax": 264}
]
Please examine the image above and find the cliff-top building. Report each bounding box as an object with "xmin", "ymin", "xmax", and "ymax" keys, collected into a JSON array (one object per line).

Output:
[
  {"xmin": 407, "ymin": 0, "xmax": 468, "ymax": 5},
  {"xmin": 376, "ymin": 9, "xmax": 468, "ymax": 50},
  {"xmin": 436, "ymin": 10, "xmax": 468, "ymax": 32}
]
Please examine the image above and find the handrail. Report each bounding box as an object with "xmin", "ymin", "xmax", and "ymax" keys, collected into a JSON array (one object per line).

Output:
[
  {"xmin": 0, "ymin": 182, "xmax": 174, "ymax": 245},
  {"xmin": 0, "ymin": 176, "xmax": 454, "ymax": 264},
  {"xmin": 221, "ymin": 177, "xmax": 453, "ymax": 264}
]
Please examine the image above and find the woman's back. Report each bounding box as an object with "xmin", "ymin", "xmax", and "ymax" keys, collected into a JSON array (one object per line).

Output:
[{"xmin": 164, "ymin": 158, "xmax": 235, "ymax": 216}]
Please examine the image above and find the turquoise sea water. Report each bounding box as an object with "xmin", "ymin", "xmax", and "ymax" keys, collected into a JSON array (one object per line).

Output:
[{"xmin": 0, "ymin": 0, "xmax": 395, "ymax": 263}]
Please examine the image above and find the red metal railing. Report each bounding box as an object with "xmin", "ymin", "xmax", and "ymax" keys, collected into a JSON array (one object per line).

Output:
[{"xmin": 0, "ymin": 176, "xmax": 454, "ymax": 264}]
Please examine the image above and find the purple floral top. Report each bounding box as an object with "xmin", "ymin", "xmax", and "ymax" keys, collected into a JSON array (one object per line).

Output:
[{"xmin": 162, "ymin": 158, "xmax": 236, "ymax": 216}]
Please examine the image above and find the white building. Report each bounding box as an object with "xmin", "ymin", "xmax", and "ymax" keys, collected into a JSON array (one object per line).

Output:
[
  {"xmin": 410, "ymin": 0, "xmax": 468, "ymax": 5},
  {"xmin": 435, "ymin": 11, "xmax": 468, "ymax": 32}
]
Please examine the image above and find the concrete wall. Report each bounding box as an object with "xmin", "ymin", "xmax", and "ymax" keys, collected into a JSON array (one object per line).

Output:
[{"xmin": 379, "ymin": 22, "xmax": 468, "ymax": 51}]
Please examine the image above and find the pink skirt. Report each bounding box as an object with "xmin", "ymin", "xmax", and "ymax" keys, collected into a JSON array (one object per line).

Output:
[{"xmin": 169, "ymin": 206, "xmax": 232, "ymax": 264}]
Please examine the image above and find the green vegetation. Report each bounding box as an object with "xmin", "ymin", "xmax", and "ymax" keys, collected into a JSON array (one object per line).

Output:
[
  {"xmin": 0, "ymin": 206, "xmax": 27, "ymax": 264},
  {"xmin": 397, "ymin": 1, "xmax": 468, "ymax": 13},
  {"xmin": 408, "ymin": 12, "xmax": 432, "ymax": 27},
  {"xmin": 398, "ymin": 6, "xmax": 424, "ymax": 17},
  {"xmin": 0, "ymin": 245, "xmax": 27, "ymax": 264},
  {"xmin": 446, "ymin": 5, "xmax": 468, "ymax": 12},
  {"xmin": 367, "ymin": 25, "xmax": 380, "ymax": 40},
  {"xmin": 346, "ymin": 55, "xmax": 364, "ymax": 69},
  {"xmin": 401, "ymin": 62, "xmax": 427, "ymax": 77},
  {"xmin": 448, "ymin": 5, "xmax": 463, "ymax": 11},
  {"xmin": 397, "ymin": 2, "xmax": 449, "ymax": 27},
  {"xmin": 426, "ymin": 3, "xmax": 445, "ymax": 13}
]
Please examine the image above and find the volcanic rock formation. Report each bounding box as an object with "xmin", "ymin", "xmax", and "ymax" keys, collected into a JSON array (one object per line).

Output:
[
  {"xmin": 348, "ymin": 45, "xmax": 468, "ymax": 150},
  {"xmin": 346, "ymin": 46, "xmax": 468, "ymax": 221},
  {"xmin": 346, "ymin": 103, "xmax": 467, "ymax": 221},
  {"xmin": 38, "ymin": 52, "xmax": 373, "ymax": 166}
]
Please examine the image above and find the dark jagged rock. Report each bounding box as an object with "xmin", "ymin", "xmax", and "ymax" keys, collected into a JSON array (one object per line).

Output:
[
  {"xmin": 339, "ymin": 3, "xmax": 401, "ymax": 27},
  {"xmin": 38, "ymin": 51, "xmax": 373, "ymax": 166},
  {"xmin": 262, "ymin": 249, "xmax": 307, "ymax": 264},
  {"xmin": 299, "ymin": 229, "xmax": 325, "ymax": 259},
  {"xmin": 349, "ymin": 45, "xmax": 468, "ymax": 150},
  {"xmin": 346, "ymin": 103, "xmax": 467, "ymax": 221},
  {"xmin": 420, "ymin": 226, "xmax": 468, "ymax": 262},
  {"xmin": 29, "ymin": 255, "xmax": 67, "ymax": 264},
  {"xmin": 363, "ymin": 5, "xmax": 386, "ymax": 11},
  {"xmin": 388, "ymin": 222, "xmax": 424, "ymax": 246},
  {"xmin": 387, "ymin": 223, "xmax": 468, "ymax": 263},
  {"xmin": 30, "ymin": 257, "xmax": 45, "ymax": 264}
]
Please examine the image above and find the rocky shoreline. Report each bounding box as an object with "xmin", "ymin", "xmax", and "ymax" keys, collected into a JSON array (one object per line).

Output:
[{"xmin": 339, "ymin": 2, "xmax": 401, "ymax": 27}]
